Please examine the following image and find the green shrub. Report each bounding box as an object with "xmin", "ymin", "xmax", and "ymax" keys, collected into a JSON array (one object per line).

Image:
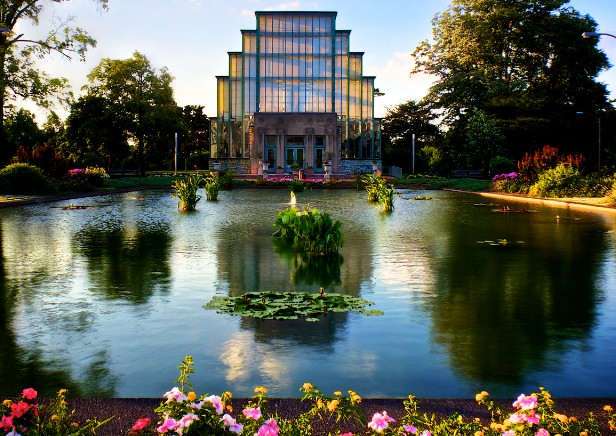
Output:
[
  {"xmin": 80, "ymin": 152, "xmax": 106, "ymax": 169},
  {"xmin": 490, "ymin": 155, "xmax": 515, "ymax": 175},
  {"xmin": 187, "ymin": 150, "xmax": 209, "ymax": 170},
  {"xmin": 217, "ymin": 170, "xmax": 235, "ymax": 189},
  {"xmin": 607, "ymin": 180, "xmax": 616, "ymax": 206},
  {"xmin": 289, "ymin": 179, "xmax": 306, "ymax": 193},
  {"xmin": 84, "ymin": 166, "xmax": 109, "ymax": 187},
  {"xmin": 0, "ymin": 163, "xmax": 56, "ymax": 195},
  {"xmin": 528, "ymin": 163, "xmax": 584, "ymax": 198}
]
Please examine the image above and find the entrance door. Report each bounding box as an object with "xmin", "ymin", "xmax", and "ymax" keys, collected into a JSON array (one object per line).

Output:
[
  {"xmin": 285, "ymin": 136, "xmax": 305, "ymax": 171},
  {"xmin": 265, "ymin": 147, "xmax": 276, "ymax": 173}
]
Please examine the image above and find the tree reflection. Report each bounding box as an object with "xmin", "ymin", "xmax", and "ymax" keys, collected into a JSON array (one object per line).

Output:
[
  {"xmin": 428, "ymin": 210, "xmax": 604, "ymax": 387},
  {"xmin": 75, "ymin": 222, "xmax": 172, "ymax": 303},
  {"xmin": 273, "ymin": 239, "xmax": 343, "ymax": 288}
]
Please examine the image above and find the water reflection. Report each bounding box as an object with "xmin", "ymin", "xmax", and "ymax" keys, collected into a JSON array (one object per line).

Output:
[
  {"xmin": 427, "ymin": 201, "xmax": 605, "ymax": 389},
  {"xmin": 273, "ymin": 239, "xmax": 343, "ymax": 287},
  {"xmin": 1, "ymin": 190, "xmax": 615, "ymax": 398},
  {"xmin": 74, "ymin": 222, "xmax": 172, "ymax": 303}
]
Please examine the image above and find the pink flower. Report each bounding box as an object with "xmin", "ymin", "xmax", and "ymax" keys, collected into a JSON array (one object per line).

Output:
[
  {"xmin": 163, "ymin": 387, "xmax": 186, "ymax": 403},
  {"xmin": 264, "ymin": 418, "xmax": 279, "ymax": 432},
  {"xmin": 503, "ymin": 431, "xmax": 516, "ymax": 436},
  {"xmin": 221, "ymin": 414, "xmax": 243, "ymax": 434},
  {"xmin": 535, "ymin": 429, "xmax": 549, "ymax": 436},
  {"xmin": 10, "ymin": 402, "xmax": 31, "ymax": 419},
  {"xmin": 508, "ymin": 413, "xmax": 527, "ymax": 424},
  {"xmin": 204, "ymin": 394, "xmax": 224, "ymax": 414},
  {"xmin": 420, "ymin": 431, "xmax": 432, "ymax": 436},
  {"xmin": 130, "ymin": 418, "xmax": 151, "ymax": 431},
  {"xmin": 527, "ymin": 412, "xmax": 541, "ymax": 425},
  {"xmin": 368, "ymin": 411, "xmax": 395, "ymax": 432},
  {"xmin": 243, "ymin": 407, "xmax": 262, "ymax": 420},
  {"xmin": 178, "ymin": 413, "xmax": 199, "ymax": 429},
  {"xmin": 21, "ymin": 388, "xmax": 37, "ymax": 400},
  {"xmin": 339, "ymin": 433, "xmax": 354, "ymax": 436},
  {"xmin": 157, "ymin": 417, "xmax": 179, "ymax": 433},
  {"xmin": 403, "ymin": 424, "xmax": 418, "ymax": 434},
  {"xmin": 513, "ymin": 394, "xmax": 538, "ymax": 411},
  {"xmin": 256, "ymin": 423, "xmax": 279, "ymax": 436},
  {"xmin": 1, "ymin": 415, "xmax": 14, "ymax": 430}
]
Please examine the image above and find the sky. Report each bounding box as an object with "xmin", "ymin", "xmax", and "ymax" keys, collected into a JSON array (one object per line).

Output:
[{"xmin": 15, "ymin": 0, "xmax": 616, "ymax": 123}]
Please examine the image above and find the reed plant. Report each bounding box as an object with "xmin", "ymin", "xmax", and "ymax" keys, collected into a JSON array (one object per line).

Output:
[
  {"xmin": 172, "ymin": 175, "xmax": 202, "ymax": 211},
  {"xmin": 273, "ymin": 205, "xmax": 343, "ymax": 256},
  {"xmin": 203, "ymin": 172, "xmax": 221, "ymax": 201}
]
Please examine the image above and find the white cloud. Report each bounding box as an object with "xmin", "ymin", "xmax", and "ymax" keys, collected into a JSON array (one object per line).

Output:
[{"xmin": 367, "ymin": 51, "xmax": 437, "ymax": 117}]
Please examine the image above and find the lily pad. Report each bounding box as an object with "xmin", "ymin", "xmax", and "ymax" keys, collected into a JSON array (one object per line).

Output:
[{"xmin": 205, "ymin": 290, "xmax": 382, "ymax": 321}]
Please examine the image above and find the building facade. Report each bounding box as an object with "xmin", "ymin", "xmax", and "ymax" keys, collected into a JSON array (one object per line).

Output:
[{"xmin": 211, "ymin": 11, "xmax": 381, "ymax": 175}]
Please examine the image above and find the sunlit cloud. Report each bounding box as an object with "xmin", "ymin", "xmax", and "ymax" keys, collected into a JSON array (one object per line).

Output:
[
  {"xmin": 366, "ymin": 51, "xmax": 437, "ymax": 117},
  {"xmin": 220, "ymin": 331, "xmax": 293, "ymax": 392}
]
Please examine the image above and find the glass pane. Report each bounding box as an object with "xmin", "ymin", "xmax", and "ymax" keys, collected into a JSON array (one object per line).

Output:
[
  {"xmin": 297, "ymin": 149, "xmax": 304, "ymax": 166},
  {"xmin": 286, "ymin": 149, "xmax": 294, "ymax": 166}
]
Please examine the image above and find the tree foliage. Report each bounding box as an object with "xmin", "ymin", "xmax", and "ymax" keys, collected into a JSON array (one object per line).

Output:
[
  {"xmin": 84, "ymin": 51, "xmax": 180, "ymax": 174},
  {"xmin": 0, "ymin": 0, "xmax": 108, "ymax": 165},
  {"xmin": 412, "ymin": 0, "xmax": 612, "ymax": 165},
  {"xmin": 381, "ymin": 99, "xmax": 442, "ymax": 173}
]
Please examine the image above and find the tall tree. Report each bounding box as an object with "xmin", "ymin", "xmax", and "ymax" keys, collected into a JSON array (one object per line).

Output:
[
  {"xmin": 381, "ymin": 99, "xmax": 442, "ymax": 173},
  {"xmin": 0, "ymin": 0, "xmax": 108, "ymax": 165},
  {"xmin": 85, "ymin": 51, "xmax": 179, "ymax": 175},
  {"xmin": 412, "ymin": 0, "xmax": 611, "ymax": 163},
  {"xmin": 65, "ymin": 95, "xmax": 130, "ymax": 167},
  {"xmin": 182, "ymin": 105, "xmax": 210, "ymax": 158}
]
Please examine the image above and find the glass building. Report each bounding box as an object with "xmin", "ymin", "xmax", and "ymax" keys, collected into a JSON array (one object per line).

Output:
[{"xmin": 211, "ymin": 11, "xmax": 382, "ymax": 175}]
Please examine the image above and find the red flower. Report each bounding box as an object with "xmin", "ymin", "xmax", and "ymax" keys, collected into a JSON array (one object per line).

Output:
[
  {"xmin": 10, "ymin": 401, "xmax": 31, "ymax": 418},
  {"xmin": 0, "ymin": 415, "xmax": 14, "ymax": 430},
  {"xmin": 21, "ymin": 388, "xmax": 37, "ymax": 400},
  {"xmin": 131, "ymin": 417, "xmax": 151, "ymax": 431}
]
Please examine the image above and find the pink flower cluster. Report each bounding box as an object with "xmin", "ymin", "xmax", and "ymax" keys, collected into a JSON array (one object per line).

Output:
[
  {"xmin": 506, "ymin": 394, "xmax": 548, "ymax": 436},
  {"xmin": 492, "ymin": 172, "xmax": 518, "ymax": 182}
]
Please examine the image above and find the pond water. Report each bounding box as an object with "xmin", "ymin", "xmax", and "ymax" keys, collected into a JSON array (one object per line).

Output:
[{"xmin": 1, "ymin": 188, "xmax": 615, "ymax": 399}]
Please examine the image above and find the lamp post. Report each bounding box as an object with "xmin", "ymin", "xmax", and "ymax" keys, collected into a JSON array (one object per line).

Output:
[
  {"xmin": 582, "ymin": 31, "xmax": 616, "ymax": 39},
  {"xmin": 576, "ymin": 111, "xmax": 601, "ymax": 172}
]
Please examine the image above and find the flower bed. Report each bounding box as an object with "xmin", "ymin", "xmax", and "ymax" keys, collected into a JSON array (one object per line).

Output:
[{"xmin": 2, "ymin": 357, "xmax": 615, "ymax": 435}]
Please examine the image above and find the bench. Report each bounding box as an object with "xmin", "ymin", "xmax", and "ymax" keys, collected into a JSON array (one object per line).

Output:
[
  {"xmin": 108, "ymin": 168, "xmax": 140, "ymax": 177},
  {"xmin": 451, "ymin": 169, "xmax": 485, "ymax": 178}
]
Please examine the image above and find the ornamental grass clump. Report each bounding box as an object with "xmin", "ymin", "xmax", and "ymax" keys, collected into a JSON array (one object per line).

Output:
[{"xmin": 172, "ymin": 175, "xmax": 202, "ymax": 211}]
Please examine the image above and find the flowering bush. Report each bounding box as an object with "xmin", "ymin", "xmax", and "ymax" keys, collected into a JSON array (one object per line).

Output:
[
  {"xmin": 0, "ymin": 387, "xmax": 111, "ymax": 435},
  {"xmin": 253, "ymin": 177, "xmax": 334, "ymax": 189},
  {"xmin": 60, "ymin": 166, "xmax": 109, "ymax": 192},
  {"xmin": 126, "ymin": 357, "xmax": 616, "ymax": 436},
  {"xmin": 490, "ymin": 172, "xmax": 525, "ymax": 194}
]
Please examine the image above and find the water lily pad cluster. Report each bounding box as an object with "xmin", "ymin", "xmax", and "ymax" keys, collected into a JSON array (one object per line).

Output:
[{"xmin": 205, "ymin": 290, "xmax": 383, "ymax": 321}]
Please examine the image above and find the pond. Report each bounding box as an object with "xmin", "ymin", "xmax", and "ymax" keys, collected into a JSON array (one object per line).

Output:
[{"xmin": 1, "ymin": 188, "xmax": 615, "ymax": 399}]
